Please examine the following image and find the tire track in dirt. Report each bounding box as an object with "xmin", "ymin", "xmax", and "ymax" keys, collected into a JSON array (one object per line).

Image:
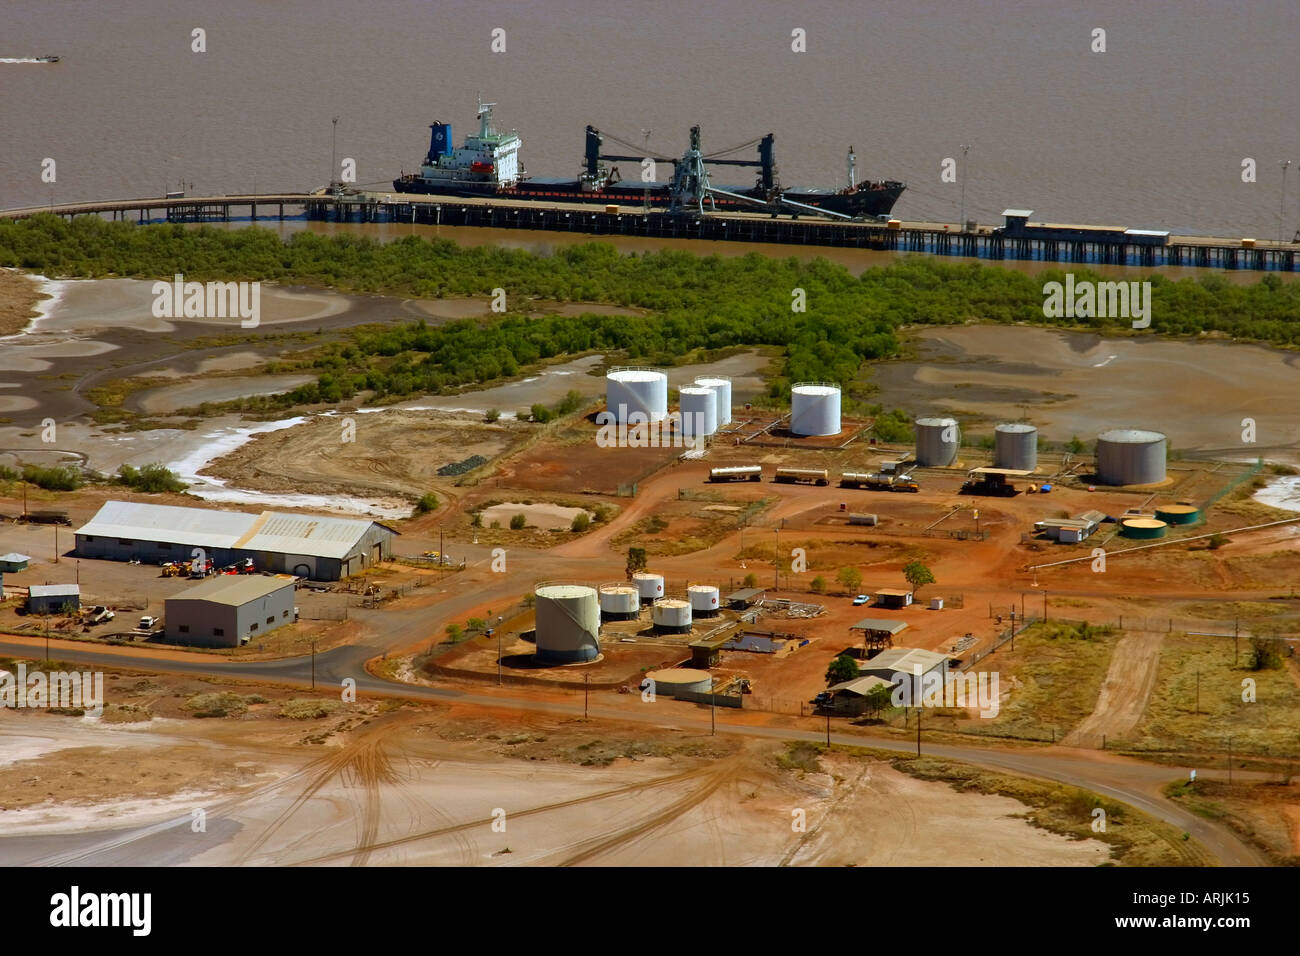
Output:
[
  {"xmin": 286, "ymin": 762, "xmax": 719, "ymax": 866},
  {"xmin": 551, "ymin": 760, "xmax": 740, "ymax": 866},
  {"xmin": 1061, "ymin": 630, "xmax": 1164, "ymax": 748}
]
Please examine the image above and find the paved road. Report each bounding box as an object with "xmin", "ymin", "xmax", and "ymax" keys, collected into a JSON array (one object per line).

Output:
[{"xmin": 0, "ymin": 635, "xmax": 1266, "ymax": 866}]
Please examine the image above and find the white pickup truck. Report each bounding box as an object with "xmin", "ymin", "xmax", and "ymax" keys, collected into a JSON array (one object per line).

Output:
[
  {"xmin": 137, "ymin": 615, "xmax": 159, "ymax": 630},
  {"xmin": 85, "ymin": 606, "xmax": 115, "ymax": 625}
]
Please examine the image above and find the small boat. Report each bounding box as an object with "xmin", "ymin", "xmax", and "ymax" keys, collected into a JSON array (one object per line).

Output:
[{"xmin": 35, "ymin": 55, "xmax": 60, "ymax": 63}]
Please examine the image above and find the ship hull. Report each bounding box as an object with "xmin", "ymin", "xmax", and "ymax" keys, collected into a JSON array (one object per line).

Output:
[{"xmin": 392, "ymin": 175, "xmax": 904, "ymax": 220}]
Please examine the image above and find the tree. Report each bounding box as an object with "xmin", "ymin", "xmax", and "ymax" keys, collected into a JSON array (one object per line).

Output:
[
  {"xmin": 825, "ymin": 654, "xmax": 859, "ymax": 685},
  {"xmin": 414, "ymin": 492, "xmax": 439, "ymax": 514},
  {"xmin": 484, "ymin": 408, "xmax": 501, "ymax": 423},
  {"xmin": 509, "ymin": 513, "xmax": 527, "ymax": 530},
  {"xmin": 810, "ymin": 575, "xmax": 826, "ymax": 594},
  {"xmin": 836, "ymin": 566, "xmax": 863, "ymax": 593},
  {"xmin": 864, "ymin": 683, "xmax": 894, "ymax": 718},
  {"xmin": 1248, "ymin": 635, "xmax": 1285, "ymax": 671},
  {"xmin": 1067, "ymin": 435, "xmax": 1086, "ymax": 455},
  {"xmin": 470, "ymin": 511, "xmax": 483, "ymax": 527},
  {"xmin": 743, "ymin": 572, "xmax": 759, "ymax": 588},
  {"xmin": 445, "ymin": 623, "xmax": 463, "ymax": 642},
  {"xmin": 626, "ymin": 546, "xmax": 648, "ymax": 576},
  {"xmin": 903, "ymin": 560, "xmax": 935, "ymax": 590},
  {"xmin": 466, "ymin": 617, "xmax": 486, "ymax": 632},
  {"xmin": 570, "ymin": 512, "xmax": 591, "ymax": 532}
]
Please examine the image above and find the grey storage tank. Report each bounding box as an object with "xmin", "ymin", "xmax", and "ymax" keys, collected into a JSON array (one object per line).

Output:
[
  {"xmin": 915, "ymin": 417, "xmax": 960, "ymax": 467},
  {"xmin": 534, "ymin": 584, "xmax": 601, "ymax": 663},
  {"xmin": 1096, "ymin": 429, "xmax": 1167, "ymax": 486},
  {"xmin": 994, "ymin": 423, "xmax": 1038, "ymax": 471}
]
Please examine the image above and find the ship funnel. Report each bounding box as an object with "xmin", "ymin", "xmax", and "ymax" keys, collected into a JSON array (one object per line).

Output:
[{"xmin": 426, "ymin": 123, "xmax": 452, "ymax": 163}]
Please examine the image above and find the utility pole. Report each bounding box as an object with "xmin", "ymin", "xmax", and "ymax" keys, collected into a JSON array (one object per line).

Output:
[
  {"xmin": 497, "ymin": 630, "xmax": 502, "ymax": 685},
  {"xmin": 958, "ymin": 143, "xmax": 971, "ymax": 231},
  {"xmin": 916, "ymin": 707, "xmax": 922, "ymax": 756},
  {"xmin": 710, "ymin": 686, "xmax": 716, "ymax": 736},
  {"xmin": 44, "ymin": 612, "xmax": 49, "ymax": 663},
  {"xmin": 439, "ymin": 525, "xmax": 444, "ymax": 567},
  {"xmin": 773, "ymin": 528, "xmax": 779, "ymax": 591},
  {"xmin": 1280, "ymin": 160, "xmax": 1292, "ymax": 244},
  {"xmin": 331, "ymin": 116, "xmax": 340, "ymax": 187}
]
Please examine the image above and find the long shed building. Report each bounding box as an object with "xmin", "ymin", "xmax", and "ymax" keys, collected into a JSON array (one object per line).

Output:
[{"xmin": 75, "ymin": 500, "xmax": 398, "ymax": 580}]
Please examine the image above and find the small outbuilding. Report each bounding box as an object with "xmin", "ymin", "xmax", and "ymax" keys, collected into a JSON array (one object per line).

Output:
[
  {"xmin": 28, "ymin": 583, "xmax": 80, "ymax": 615},
  {"xmin": 849, "ymin": 617, "xmax": 910, "ymax": 651},
  {"xmin": 164, "ymin": 575, "xmax": 297, "ymax": 648},
  {"xmin": 724, "ymin": 587, "xmax": 766, "ymax": 610},
  {"xmin": 872, "ymin": 587, "xmax": 914, "ymax": 609},
  {"xmin": 0, "ymin": 553, "xmax": 30, "ymax": 573},
  {"xmin": 822, "ymin": 675, "xmax": 894, "ymax": 716}
]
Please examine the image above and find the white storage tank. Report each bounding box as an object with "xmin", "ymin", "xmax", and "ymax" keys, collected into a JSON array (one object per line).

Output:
[
  {"xmin": 687, "ymin": 584, "xmax": 721, "ymax": 617},
  {"xmin": 790, "ymin": 383, "xmax": 841, "ymax": 437},
  {"xmin": 597, "ymin": 583, "xmax": 640, "ymax": 622},
  {"xmin": 605, "ymin": 367, "xmax": 668, "ymax": 423},
  {"xmin": 534, "ymin": 584, "xmax": 600, "ymax": 663},
  {"xmin": 1096, "ymin": 429, "xmax": 1167, "ymax": 486},
  {"xmin": 652, "ymin": 598, "xmax": 693, "ymax": 634},
  {"xmin": 994, "ymin": 423, "xmax": 1038, "ymax": 471},
  {"xmin": 679, "ymin": 386, "xmax": 718, "ymax": 438},
  {"xmin": 632, "ymin": 571, "xmax": 665, "ymax": 603},
  {"xmin": 915, "ymin": 417, "xmax": 960, "ymax": 467},
  {"xmin": 694, "ymin": 376, "xmax": 732, "ymax": 426}
]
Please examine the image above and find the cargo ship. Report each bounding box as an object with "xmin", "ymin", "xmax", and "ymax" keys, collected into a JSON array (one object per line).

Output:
[{"xmin": 393, "ymin": 99, "xmax": 905, "ymax": 220}]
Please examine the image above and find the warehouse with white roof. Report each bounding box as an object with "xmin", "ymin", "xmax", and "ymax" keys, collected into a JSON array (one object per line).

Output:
[{"xmin": 75, "ymin": 500, "xmax": 398, "ymax": 580}]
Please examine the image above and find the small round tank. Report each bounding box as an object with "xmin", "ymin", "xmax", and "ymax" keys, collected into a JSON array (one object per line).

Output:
[
  {"xmin": 642, "ymin": 668, "xmax": 712, "ymax": 697},
  {"xmin": 1121, "ymin": 518, "xmax": 1167, "ymax": 539},
  {"xmin": 632, "ymin": 571, "xmax": 665, "ymax": 603},
  {"xmin": 679, "ymin": 386, "xmax": 718, "ymax": 437},
  {"xmin": 687, "ymin": 584, "xmax": 720, "ymax": 617},
  {"xmin": 597, "ymin": 584, "xmax": 640, "ymax": 621},
  {"xmin": 651, "ymin": 598, "xmax": 693, "ymax": 634},
  {"xmin": 1154, "ymin": 503, "xmax": 1199, "ymax": 525},
  {"xmin": 694, "ymin": 376, "xmax": 732, "ymax": 426}
]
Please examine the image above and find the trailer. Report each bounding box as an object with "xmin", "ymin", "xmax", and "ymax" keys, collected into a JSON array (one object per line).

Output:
[
  {"xmin": 774, "ymin": 467, "xmax": 829, "ymax": 486},
  {"xmin": 709, "ymin": 465, "xmax": 762, "ymax": 482},
  {"xmin": 961, "ymin": 467, "xmax": 1030, "ymax": 497}
]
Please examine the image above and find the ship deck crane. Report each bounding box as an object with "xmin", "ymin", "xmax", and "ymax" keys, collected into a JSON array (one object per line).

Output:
[{"xmin": 585, "ymin": 124, "xmax": 850, "ymax": 219}]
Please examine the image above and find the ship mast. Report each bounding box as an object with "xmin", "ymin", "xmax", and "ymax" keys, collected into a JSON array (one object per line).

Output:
[{"xmin": 847, "ymin": 146, "xmax": 857, "ymax": 189}]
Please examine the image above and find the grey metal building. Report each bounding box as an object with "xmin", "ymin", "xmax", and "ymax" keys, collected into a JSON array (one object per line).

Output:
[
  {"xmin": 74, "ymin": 500, "xmax": 398, "ymax": 580},
  {"xmin": 164, "ymin": 575, "xmax": 297, "ymax": 648},
  {"xmin": 28, "ymin": 583, "xmax": 80, "ymax": 615}
]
